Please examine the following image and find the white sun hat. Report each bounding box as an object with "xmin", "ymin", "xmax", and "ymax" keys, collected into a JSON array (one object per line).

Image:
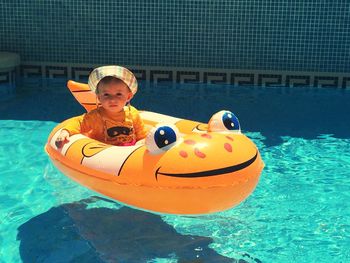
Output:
[{"xmin": 88, "ymin": 65, "xmax": 138, "ymax": 94}]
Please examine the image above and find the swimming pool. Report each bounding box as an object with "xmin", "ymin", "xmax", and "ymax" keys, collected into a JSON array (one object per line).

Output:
[{"xmin": 1, "ymin": 79, "xmax": 349, "ymax": 262}]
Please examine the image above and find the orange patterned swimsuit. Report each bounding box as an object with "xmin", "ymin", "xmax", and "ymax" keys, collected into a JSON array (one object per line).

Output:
[{"xmin": 63, "ymin": 105, "xmax": 147, "ymax": 146}]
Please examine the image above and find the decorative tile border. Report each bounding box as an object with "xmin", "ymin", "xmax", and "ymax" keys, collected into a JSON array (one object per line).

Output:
[
  {"xmin": 20, "ymin": 62, "xmax": 350, "ymax": 89},
  {"xmin": 0, "ymin": 69, "xmax": 17, "ymax": 84},
  {"xmin": 342, "ymin": 77, "xmax": 350, "ymax": 88},
  {"xmin": 20, "ymin": 65, "xmax": 43, "ymax": 78},
  {"xmin": 150, "ymin": 70, "xmax": 174, "ymax": 83},
  {"xmin": 0, "ymin": 69, "xmax": 17, "ymax": 97},
  {"xmin": 71, "ymin": 67, "xmax": 94, "ymax": 81},
  {"xmin": 0, "ymin": 72, "xmax": 10, "ymax": 84}
]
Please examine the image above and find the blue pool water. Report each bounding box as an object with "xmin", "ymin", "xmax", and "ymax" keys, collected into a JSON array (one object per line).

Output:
[{"xmin": 1, "ymin": 80, "xmax": 349, "ymax": 262}]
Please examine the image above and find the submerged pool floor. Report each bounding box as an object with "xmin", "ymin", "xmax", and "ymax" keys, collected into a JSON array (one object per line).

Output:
[{"xmin": 0, "ymin": 81, "xmax": 349, "ymax": 262}]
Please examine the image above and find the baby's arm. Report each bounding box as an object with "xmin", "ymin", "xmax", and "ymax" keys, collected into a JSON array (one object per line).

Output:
[{"xmin": 54, "ymin": 115, "xmax": 84, "ymax": 148}]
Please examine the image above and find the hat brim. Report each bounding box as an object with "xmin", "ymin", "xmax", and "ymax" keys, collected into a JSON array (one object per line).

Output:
[{"xmin": 88, "ymin": 65, "xmax": 138, "ymax": 94}]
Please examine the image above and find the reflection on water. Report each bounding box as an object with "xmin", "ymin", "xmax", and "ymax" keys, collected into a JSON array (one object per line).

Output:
[{"xmin": 17, "ymin": 197, "xmax": 258, "ymax": 263}]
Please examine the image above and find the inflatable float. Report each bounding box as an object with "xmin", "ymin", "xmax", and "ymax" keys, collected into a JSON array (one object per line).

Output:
[{"xmin": 45, "ymin": 81, "xmax": 264, "ymax": 215}]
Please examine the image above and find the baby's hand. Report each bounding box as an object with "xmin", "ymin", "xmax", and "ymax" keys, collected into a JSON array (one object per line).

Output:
[{"xmin": 55, "ymin": 129, "xmax": 70, "ymax": 148}]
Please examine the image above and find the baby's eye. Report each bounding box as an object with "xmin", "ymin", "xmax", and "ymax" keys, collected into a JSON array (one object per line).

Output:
[
  {"xmin": 146, "ymin": 124, "xmax": 180, "ymax": 154},
  {"xmin": 208, "ymin": 110, "xmax": 241, "ymax": 133}
]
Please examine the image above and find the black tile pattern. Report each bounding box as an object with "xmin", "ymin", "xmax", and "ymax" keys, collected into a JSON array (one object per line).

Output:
[
  {"xmin": 71, "ymin": 67, "xmax": 94, "ymax": 81},
  {"xmin": 150, "ymin": 70, "xmax": 173, "ymax": 83},
  {"xmin": 204, "ymin": 72, "xmax": 227, "ymax": 84},
  {"xmin": 231, "ymin": 73, "xmax": 255, "ymax": 86},
  {"xmin": 285, "ymin": 75, "xmax": 311, "ymax": 87},
  {"xmin": 314, "ymin": 76, "xmax": 339, "ymax": 88},
  {"xmin": 20, "ymin": 65, "xmax": 43, "ymax": 78},
  {"xmin": 342, "ymin": 77, "xmax": 350, "ymax": 89},
  {"xmin": 176, "ymin": 71, "xmax": 200, "ymax": 83},
  {"xmin": 45, "ymin": 66, "xmax": 68, "ymax": 78},
  {"xmin": 130, "ymin": 69, "xmax": 147, "ymax": 82},
  {"xmin": 0, "ymin": 72, "xmax": 10, "ymax": 84},
  {"xmin": 19, "ymin": 64, "xmax": 350, "ymax": 89},
  {"xmin": 258, "ymin": 74, "xmax": 283, "ymax": 87}
]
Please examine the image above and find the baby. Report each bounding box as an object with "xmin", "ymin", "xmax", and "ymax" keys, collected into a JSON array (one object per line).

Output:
[{"xmin": 55, "ymin": 65, "xmax": 147, "ymax": 147}]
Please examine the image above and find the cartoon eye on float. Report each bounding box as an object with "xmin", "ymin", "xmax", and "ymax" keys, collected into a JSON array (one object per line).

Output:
[
  {"xmin": 146, "ymin": 124, "xmax": 181, "ymax": 154},
  {"xmin": 208, "ymin": 110, "xmax": 241, "ymax": 133}
]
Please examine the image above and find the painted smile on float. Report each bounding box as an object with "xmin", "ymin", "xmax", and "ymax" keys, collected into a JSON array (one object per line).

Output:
[{"xmin": 155, "ymin": 151, "xmax": 258, "ymax": 179}]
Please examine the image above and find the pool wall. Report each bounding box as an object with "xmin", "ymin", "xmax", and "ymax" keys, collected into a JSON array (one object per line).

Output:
[{"xmin": 1, "ymin": 0, "xmax": 350, "ymax": 87}]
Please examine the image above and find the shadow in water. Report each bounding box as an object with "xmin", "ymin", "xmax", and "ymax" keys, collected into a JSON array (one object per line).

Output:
[{"xmin": 17, "ymin": 197, "xmax": 255, "ymax": 263}]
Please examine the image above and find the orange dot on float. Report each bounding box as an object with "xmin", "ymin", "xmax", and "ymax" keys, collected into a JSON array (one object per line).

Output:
[
  {"xmin": 184, "ymin": 139, "xmax": 196, "ymax": 145},
  {"xmin": 201, "ymin": 133, "xmax": 212, "ymax": 139},
  {"xmin": 179, "ymin": 150, "xmax": 188, "ymax": 158},
  {"xmin": 224, "ymin": 143, "xmax": 232, "ymax": 152},
  {"xmin": 226, "ymin": 136, "xmax": 234, "ymax": 141},
  {"xmin": 194, "ymin": 148, "xmax": 206, "ymax": 158}
]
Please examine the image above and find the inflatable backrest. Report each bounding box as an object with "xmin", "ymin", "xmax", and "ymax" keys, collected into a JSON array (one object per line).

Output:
[{"xmin": 67, "ymin": 80, "xmax": 100, "ymax": 112}]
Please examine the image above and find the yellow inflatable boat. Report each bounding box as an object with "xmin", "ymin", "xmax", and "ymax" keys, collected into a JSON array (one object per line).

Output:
[{"xmin": 45, "ymin": 81, "xmax": 264, "ymax": 215}]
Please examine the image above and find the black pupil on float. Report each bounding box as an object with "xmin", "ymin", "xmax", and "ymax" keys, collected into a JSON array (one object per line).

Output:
[
  {"xmin": 223, "ymin": 112, "xmax": 240, "ymax": 130},
  {"xmin": 154, "ymin": 126, "xmax": 177, "ymax": 148}
]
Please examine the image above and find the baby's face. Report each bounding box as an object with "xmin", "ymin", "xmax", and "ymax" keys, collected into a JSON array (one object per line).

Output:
[{"xmin": 97, "ymin": 81, "xmax": 133, "ymax": 114}]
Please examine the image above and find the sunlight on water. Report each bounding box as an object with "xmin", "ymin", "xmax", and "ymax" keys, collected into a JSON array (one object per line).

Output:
[{"xmin": 1, "ymin": 83, "xmax": 350, "ymax": 262}]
